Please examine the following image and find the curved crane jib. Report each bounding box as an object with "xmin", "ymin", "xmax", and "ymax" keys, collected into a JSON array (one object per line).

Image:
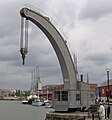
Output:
[{"xmin": 20, "ymin": 7, "xmax": 77, "ymax": 90}]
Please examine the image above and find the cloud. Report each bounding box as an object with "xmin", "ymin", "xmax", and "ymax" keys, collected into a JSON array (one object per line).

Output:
[
  {"xmin": 79, "ymin": 0, "xmax": 112, "ymax": 20},
  {"xmin": 85, "ymin": 52, "xmax": 111, "ymax": 65},
  {"xmin": 0, "ymin": 0, "xmax": 112, "ymax": 90}
]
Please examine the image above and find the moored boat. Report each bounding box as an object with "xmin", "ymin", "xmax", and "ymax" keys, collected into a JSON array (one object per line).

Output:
[
  {"xmin": 32, "ymin": 100, "xmax": 44, "ymax": 106},
  {"xmin": 44, "ymin": 100, "xmax": 52, "ymax": 108},
  {"xmin": 22, "ymin": 100, "xmax": 28, "ymax": 104}
]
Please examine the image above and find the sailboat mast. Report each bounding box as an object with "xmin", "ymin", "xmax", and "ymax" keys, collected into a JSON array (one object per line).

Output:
[
  {"xmin": 36, "ymin": 65, "xmax": 42, "ymax": 98},
  {"xmin": 47, "ymin": 86, "xmax": 49, "ymax": 100},
  {"xmin": 36, "ymin": 66, "xmax": 39, "ymax": 97},
  {"xmin": 31, "ymin": 71, "xmax": 33, "ymax": 93}
]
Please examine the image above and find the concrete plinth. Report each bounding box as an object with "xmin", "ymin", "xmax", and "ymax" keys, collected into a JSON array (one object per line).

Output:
[{"xmin": 45, "ymin": 111, "xmax": 89, "ymax": 120}]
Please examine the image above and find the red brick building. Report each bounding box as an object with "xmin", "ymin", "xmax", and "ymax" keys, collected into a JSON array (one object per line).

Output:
[
  {"xmin": 99, "ymin": 80, "xmax": 112, "ymax": 99},
  {"xmin": 41, "ymin": 84, "xmax": 64, "ymax": 100}
]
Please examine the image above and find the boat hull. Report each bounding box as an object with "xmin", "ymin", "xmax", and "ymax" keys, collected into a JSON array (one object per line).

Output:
[
  {"xmin": 32, "ymin": 101, "xmax": 44, "ymax": 106},
  {"xmin": 22, "ymin": 100, "xmax": 28, "ymax": 104}
]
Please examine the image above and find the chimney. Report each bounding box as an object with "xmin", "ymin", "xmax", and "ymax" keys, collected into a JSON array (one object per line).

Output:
[{"xmin": 81, "ymin": 75, "xmax": 83, "ymax": 82}]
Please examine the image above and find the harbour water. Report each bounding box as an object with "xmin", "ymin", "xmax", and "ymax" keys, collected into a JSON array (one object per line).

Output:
[{"xmin": 0, "ymin": 100, "xmax": 54, "ymax": 120}]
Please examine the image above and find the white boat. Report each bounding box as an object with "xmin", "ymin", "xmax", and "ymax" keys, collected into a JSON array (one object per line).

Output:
[
  {"xmin": 22, "ymin": 100, "xmax": 28, "ymax": 104},
  {"xmin": 44, "ymin": 99, "xmax": 52, "ymax": 108},
  {"xmin": 44, "ymin": 103, "xmax": 52, "ymax": 108},
  {"xmin": 9, "ymin": 97, "xmax": 19, "ymax": 101}
]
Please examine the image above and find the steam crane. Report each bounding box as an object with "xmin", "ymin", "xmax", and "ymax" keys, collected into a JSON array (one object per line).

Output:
[{"xmin": 19, "ymin": 7, "xmax": 95, "ymax": 111}]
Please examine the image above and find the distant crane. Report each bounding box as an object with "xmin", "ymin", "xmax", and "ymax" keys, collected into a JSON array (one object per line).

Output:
[
  {"xmin": 36, "ymin": 65, "xmax": 42, "ymax": 97},
  {"xmin": 30, "ymin": 66, "xmax": 42, "ymax": 96}
]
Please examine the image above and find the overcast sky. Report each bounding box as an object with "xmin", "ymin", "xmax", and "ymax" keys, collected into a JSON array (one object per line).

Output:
[{"xmin": 0, "ymin": 0, "xmax": 112, "ymax": 90}]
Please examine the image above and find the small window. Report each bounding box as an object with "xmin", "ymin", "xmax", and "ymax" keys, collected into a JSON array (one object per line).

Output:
[
  {"xmin": 76, "ymin": 94, "xmax": 80, "ymax": 101},
  {"xmin": 90, "ymin": 94, "xmax": 94, "ymax": 99},
  {"xmin": 102, "ymin": 89, "xmax": 104, "ymax": 94},
  {"xmin": 62, "ymin": 91, "xmax": 68, "ymax": 101},
  {"xmin": 54, "ymin": 91, "xmax": 60, "ymax": 101}
]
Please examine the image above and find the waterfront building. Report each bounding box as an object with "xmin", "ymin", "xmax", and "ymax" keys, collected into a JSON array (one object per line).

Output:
[
  {"xmin": 41, "ymin": 85, "xmax": 64, "ymax": 100},
  {"xmin": 99, "ymin": 79, "xmax": 112, "ymax": 101},
  {"xmin": 0, "ymin": 89, "xmax": 10, "ymax": 99},
  {"xmin": 41, "ymin": 77, "xmax": 97, "ymax": 101}
]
